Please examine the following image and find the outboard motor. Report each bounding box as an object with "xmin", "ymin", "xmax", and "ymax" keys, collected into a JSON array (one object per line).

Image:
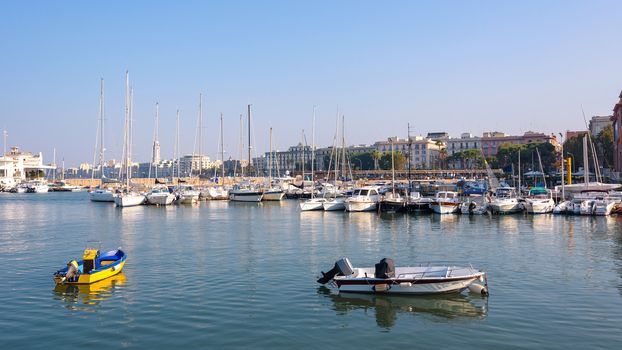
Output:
[
  {"xmin": 374, "ymin": 258, "xmax": 395, "ymax": 279},
  {"xmin": 317, "ymin": 258, "xmax": 354, "ymax": 284}
]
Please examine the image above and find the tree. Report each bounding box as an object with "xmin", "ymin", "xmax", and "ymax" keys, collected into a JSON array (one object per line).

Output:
[
  {"xmin": 496, "ymin": 142, "xmax": 557, "ymax": 173},
  {"xmin": 379, "ymin": 151, "xmax": 406, "ymax": 170},
  {"xmin": 371, "ymin": 150, "xmax": 382, "ymax": 170},
  {"xmin": 595, "ymin": 125, "xmax": 614, "ymax": 169},
  {"xmin": 350, "ymin": 152, "xmax": 374, "ymax": 170}
]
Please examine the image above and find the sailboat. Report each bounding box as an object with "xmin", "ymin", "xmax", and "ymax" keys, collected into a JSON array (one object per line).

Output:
[
  {"xmin": 523, "ymin": 147, "xmax": 555, "ymax": 214},
  {"xmin": 262, "ymin": 127, "xmax": 285, "ymax": 201},
  {"xmin": 230, "ymin": 105, "xmax": 263, "ymax": 202},
  {"xmin": 114, "ymin": 71, "xmax": 145, "ymax": 207},
  {"xmin": 380, "ymin": 139, "xmax": 408, "ymax": 212},
  {"xmin": 172, "ymin": 109, "xmax": 200, "ymax": 204},
  {"xmin": 207, "ymin": 113, "xmax": 229, "ymax": 200},
  {"xmin": 323, "ymin": 114, "xmax": 348, "ymax": 211},
  {"xmin": 146, "ymin": 103, "xmax": 175, "ymax": 206},
  {"xmin": 300, "ymin": 106, "xmax": 326, "ymax": 211},
  {"xmin": 89, "ymin": 78, "xmax": 116, "ymax": 202}
]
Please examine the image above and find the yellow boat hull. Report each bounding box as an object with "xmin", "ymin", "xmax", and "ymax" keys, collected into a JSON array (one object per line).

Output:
[{"xmin": 54, "ymin": 260, "xmax": 125, "ymax": 285}]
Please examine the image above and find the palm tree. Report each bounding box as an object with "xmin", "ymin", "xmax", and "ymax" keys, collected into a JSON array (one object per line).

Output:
[{"xmin": 372, "ymin": 150, "xmax": 382, "ymax": 170}]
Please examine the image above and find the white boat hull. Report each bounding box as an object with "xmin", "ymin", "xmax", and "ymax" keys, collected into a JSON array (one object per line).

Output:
[
  {"xmin": 179, "ymin": 192, "xmax": 199, "ymax": 204},
  {"xmin": 263, "ymin": 190, "xmax": 285, "ymax": 201},
  {"xmin": 89, "ymin": 190, "xmax": 115, "ymax": 202},
  {"xmin": 337, "ymin": 277, "xmax": 480, "ymax": 295},
  {"xmin": 323, "ymin": 199, "xmax": 346, "ymax": 211},
  {"xmin": 147, "ymin": 193, "xmax": 175, "ymax": 206},
  {"xmin": 489, "ymin": 200, "xmax": 522, "ymax": 214},
  {"xmin": 230, "ymin": 191, "xmax": 263, "ymax": 202},
  {"xmin": 114, "ymin": 194, "xmax": 145, "ymax": 207},
  {"xmin": 345, "ymin": 201, "xmax": 377, "ymax": 212},
  {"xmin": 300, "ymin": 198, "xmax": 326, "ymax": 211},
  {"xmin": 430, "ymin": 202, "xmax": 459, "ymax": 214},
  {"xmin": 524, "ymin": 199, "xmax": 554, "ymax": 214}
]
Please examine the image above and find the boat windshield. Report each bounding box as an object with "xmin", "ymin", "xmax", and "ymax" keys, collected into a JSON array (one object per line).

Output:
[
  {"xmin": 496, "ymin": 188, "xmax": 514, "ymax": 198},
  {"xmin": 359, "ymin": 189, "xmax": 369, "ymax": 196}
]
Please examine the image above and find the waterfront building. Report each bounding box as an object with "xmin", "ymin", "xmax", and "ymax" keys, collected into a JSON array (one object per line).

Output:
[
  {"xmin": 612, "ymin": 91, "xmax": 622, "ymax": 174},
  {"xmin": 480, "ymin": 131, "xmax": 559, "ymax": 158},
  {"xmin": 374, "ymin": 136, "xmax": 442, "ymax": 169},
  {"xmin": 0, "ymin": 146, "xmax": 54, "ymax": 187},
  {"xmin": 445, "ymin": 133, "xmax": 481, "ymax": 157},
  {"xmin": 589, "ymin": 115, "xmax": 613, "ymax": 136},
  {"xmin": 179, "ymin": 154, "xmax": 212, "ymax": 176}
]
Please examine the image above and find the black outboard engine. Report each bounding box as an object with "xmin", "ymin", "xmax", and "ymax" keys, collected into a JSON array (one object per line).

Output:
[
  {"xmin": 317, "ymin": 258, "xmax": 354, "ymax": 284},
  {"xmin": 374, "ymin": 258, "xmax": 395, "ymax": 279}
]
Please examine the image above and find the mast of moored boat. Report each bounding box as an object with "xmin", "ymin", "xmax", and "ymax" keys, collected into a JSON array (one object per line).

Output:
[
  {"xmin": 247, "ymin": 104, "xmax": 252, "ymax": 177},
  {"xmin": 220, "ymin": 113, "xmax": 225, "ymax": 180},
  {"xmin": 391, "ymin": 139, "xmax": 395, "ymax": 196}
]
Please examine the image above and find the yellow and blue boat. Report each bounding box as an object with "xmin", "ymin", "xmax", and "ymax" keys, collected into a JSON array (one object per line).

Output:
[{"xmin": 53, "ymin": 248, "xmax": 126, "ymax": 285}]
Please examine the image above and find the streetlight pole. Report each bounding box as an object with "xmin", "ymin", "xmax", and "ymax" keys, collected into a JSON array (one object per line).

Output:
[{"xmin": 566, "ymin": 152, "xmax": 575, "ymax": 174}]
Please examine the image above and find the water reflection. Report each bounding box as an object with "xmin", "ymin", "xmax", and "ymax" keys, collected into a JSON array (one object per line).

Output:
[
  {"xmin": 318, "ymin": 287, "xmax": 487, "ymax": 328},
  {"xmin": 52, "ymin": 274, "xmax": 126, "ymax": 312}
]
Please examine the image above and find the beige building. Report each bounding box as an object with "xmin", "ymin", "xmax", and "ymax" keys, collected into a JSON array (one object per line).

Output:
[{"xmin": 374, "ymin": 136, "xmax": 442, "ymax": 169}]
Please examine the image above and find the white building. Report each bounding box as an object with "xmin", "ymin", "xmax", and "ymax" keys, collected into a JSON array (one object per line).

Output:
[
  {"xmin": 374, "ymin": 136, "xmax": 442, "ymax": 169},
  {"xmin": 445, "ymin": 133, "xmax": 481, "ymax": 156},
  {"xmin": 589, "ymin": 115, "xmax": 613, "ymax": 136},
  {"xmin": 179, "ymin": 154, "xmax": 212, "ymax": 176},
  {"xmin": 0, "ymin": 146, "xmax": 55, "ymax": 188}
]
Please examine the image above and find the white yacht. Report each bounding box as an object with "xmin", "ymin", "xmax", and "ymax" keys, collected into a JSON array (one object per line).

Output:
[
  {"xmin": 263, "ymin": 188, "xmax": 285, "ymax": 201},
  {"xmin": 26, "ymin": 180, "xmax": 49, "ymax": 193},
  {"xmin": 229, "ymin": 184, "xmax": 263, "ymax": 202},
  {"xmin": 345, "ymin": 186, "xmax": 381, "ymax": 212},
  {"xmin": 300, "ymin": 197, "xmax": 326, "ymax": 211},
  {"xmin": 489, "ymin": 187, "xmax": 522, "ymax": 214},
  {"xmin": 177, "ymin": 185, "xmax": 200, "ymax": 204},
  {"xmin": 523, "ymin": 187, "xmax": 555, "ymax": 214},
  {"xmin": 89, "ymin": 186, "xmax": 116, "ymax": 202},
  {"xmin": 429, "ymin": 191, "xmax": 460, "ymax": 214},
  {"xmin": 323, "ymin": 197, "xmax": 346, "ymax": 211},
  {"xmin": 114, "ymin": 191, "xmax": 145, "ymax": 207},
  {"xmin": 146, "ymin": 185, "xmax": 175, "ymax": 206}
]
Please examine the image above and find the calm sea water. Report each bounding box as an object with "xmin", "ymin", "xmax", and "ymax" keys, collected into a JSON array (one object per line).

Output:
[{"xmin": 1, "ymin": 192, "xmax": 622, "ymax": 349}]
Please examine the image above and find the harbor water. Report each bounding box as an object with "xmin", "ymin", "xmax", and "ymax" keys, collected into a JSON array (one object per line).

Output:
[{"xmin": 1, "ymin": 192, "xmax": 622, "ymax": 349}]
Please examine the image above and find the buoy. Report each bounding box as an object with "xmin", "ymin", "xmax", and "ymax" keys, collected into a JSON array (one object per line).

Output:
[
  {"xmin": 374, "ymin": 284, "xmax": 389, "ymax": 292},
  {"xmin": 468, "ymin": 283, "xmax": 488, "ymax": 296}
]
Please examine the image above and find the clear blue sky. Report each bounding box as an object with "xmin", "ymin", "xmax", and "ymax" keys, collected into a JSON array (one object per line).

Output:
[{"xmin": 1, "ymin": 0, "xmax": 620, "ymax": 166}]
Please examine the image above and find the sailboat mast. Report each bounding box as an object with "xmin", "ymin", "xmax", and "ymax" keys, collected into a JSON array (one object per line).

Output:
[
  {"xmin": 174, "ymin": 109, "xmax": 180, "ymax": 180},
  {"xmin": 341, "ymin": 116, "xmax": 346, "ymax": 181},
  {"xmin": 518, "ymin": 148, "xmax": 521, "ymax": 192},
  {"xmin": 124, "ymin": 70, "xmax": 130, "ymax": 189},
  {"xmin": 199, "ymin": 94, "xmax": 203, "ymax": 177},
  {"xmin": 220, "ymin": 113, "xmax": 225, "ymax": 180},
  {"xmin": 269, "ymin": 127, "xmax": 273, "ymax": 183},
  {"xmin": 99, "ymin": 78, "xmax": 105, "ymax": 177},
  {"xmin": 247, "ymin": 104, "xmax": 252, "ymax": 176},
  {"xmin": 583, "ymin": 135, "xmax": 589, "ymax": 186},
  {"xmin": 311, "ymin": 106, "xmax": 316, "ymax": 184},
  {"xmin": 391, "ymin": 139, "xmax": 395, "ymax": 195}
]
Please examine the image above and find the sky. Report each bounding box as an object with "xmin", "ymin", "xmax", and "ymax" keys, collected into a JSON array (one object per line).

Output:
[{"xmin": 1, "ymin": 0, "xmax": 621, "ymax": 166}]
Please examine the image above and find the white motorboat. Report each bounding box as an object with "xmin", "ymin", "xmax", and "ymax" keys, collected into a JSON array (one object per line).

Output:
[
  {"xmin": 146, "ymin": 185, "xmax": 175, "ymax": 206},
  {"xmin": 489, "ymin": 187, "xmax": 522, "ymax": 214},
  {"xmin": 206, "ymin": 186, "xmax": 229, "ymax": 200},
  {"xmin": 177, "ymin": 185, "xmax": 200, "ymax": 204},
  {"xmin": 553, "ymin": 200, "xmax": 576, "ymax": 215},
  {"xmin": 523, "ymin": 187, "xmax": 555, "ymax": 214},
  {"xmin": 323, "ymin": 197, "xmax": 346, "ymax": 211},
  {"xmin": 459, "ymin": 194, "xmax": 489, "ymax": 215},
  {"xmin": 26, "ymin": 180, "xmax": 49, "ymax": 193},
  {"xmin": 300, "ymin": 197, "xmax": 326, "ymax": 211},
  {"xmin": 89, "ymin": 187, "xmax": 116, "ymax": 202},
  {"xmin": 429, "ymin": 191, "xmax": 460, "ymax": 214},
  {"xmin": 592, "ymin": 199, "xmax": 617, "ymax": 216},
  {"xmin": 229, "ymin": 185, "xmax": 263, "ymax": 202},
  {"xmin": 318, "ymin": 258, "xmax": 488, "ymax": 296},
  {"xmin": 345, "ymin": 186, "xmax": 381, "ymax": 212},
  {"xmin": 262, "ymin": 188, "xmax": 285, "ymax": 201},
  {"xmin": 114, "ymin": 192, "xmax": 145, "ymax": 207},
  {"xmin": 407, "ymin": 192, "xmax": 433, "ymax": 213}
]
